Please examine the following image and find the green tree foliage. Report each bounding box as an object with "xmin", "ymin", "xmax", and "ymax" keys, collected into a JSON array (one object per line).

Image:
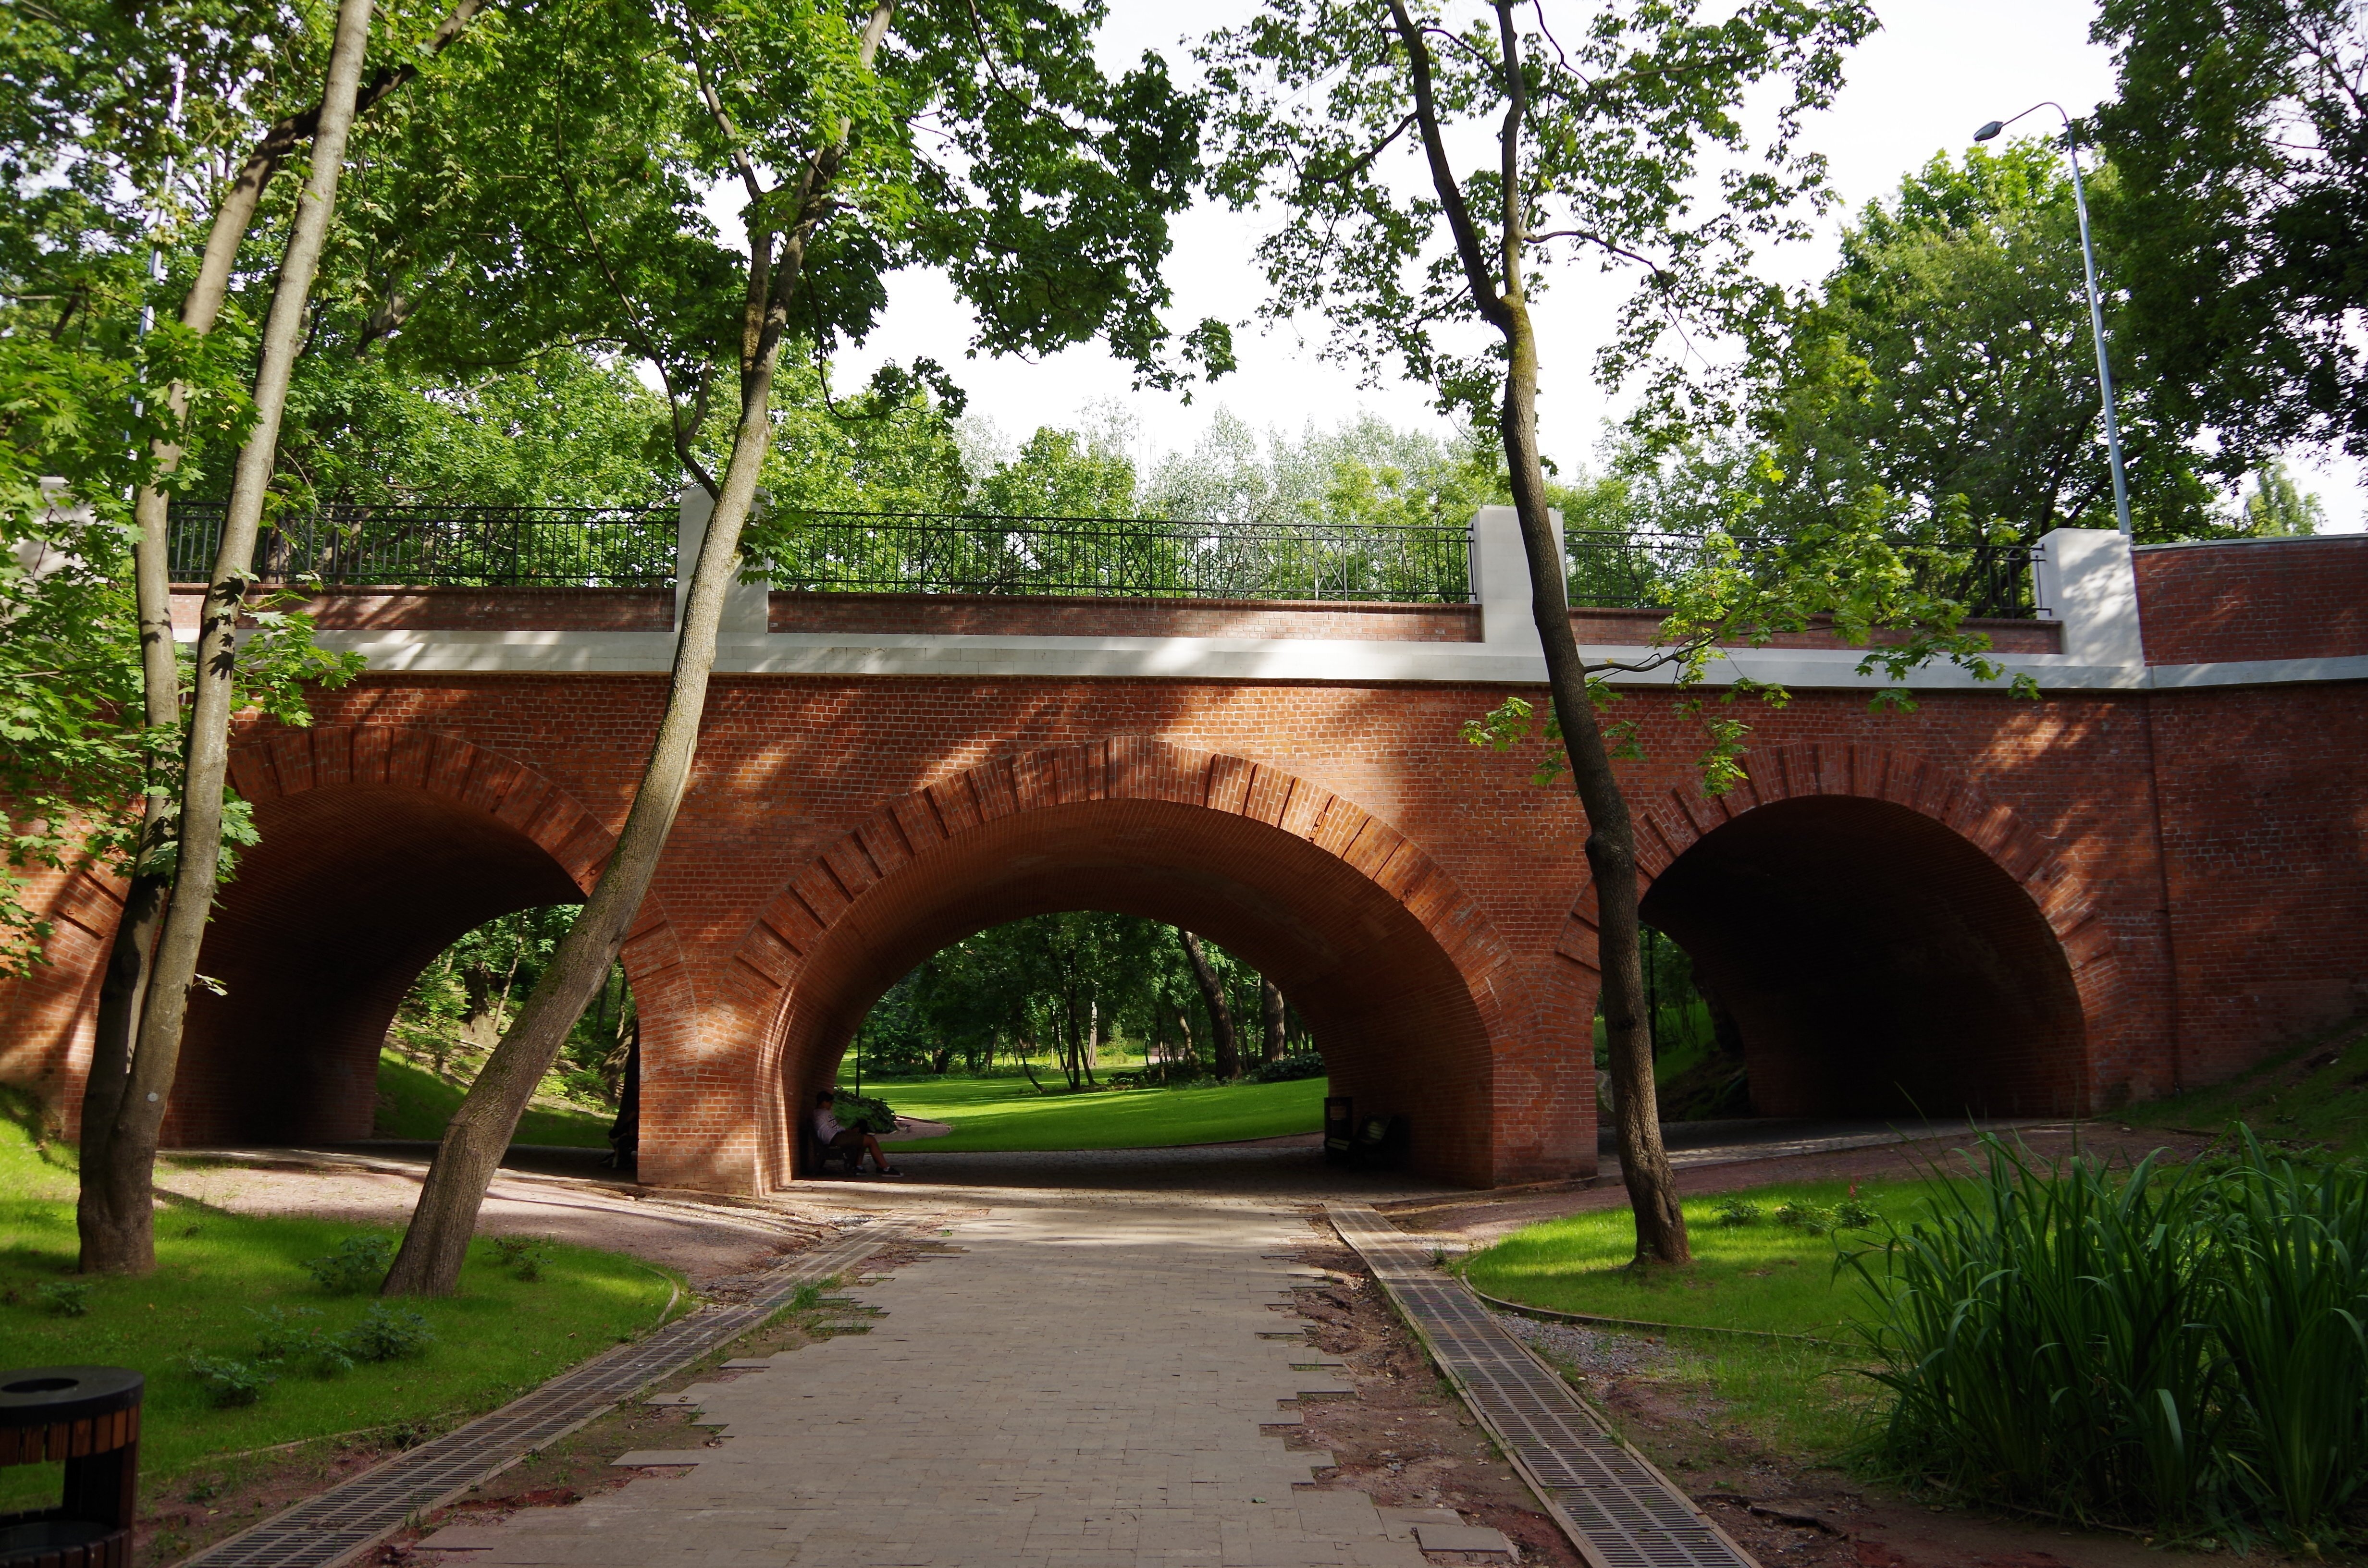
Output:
[
  {"xmin": 1746, "ymin": 142, "xmax": 2219, "ymax": 545},
  {"xmin": 849, "ymin": 915, "xmax": 1298, "ymax": 1089},
  {"xmin": 386, "ymin": 906, "xmax": 636, "ymax": 1111},
  {"xmin": 2091, "ymin": 0, "xmax": 2368, "ymax": 470},
  {"xmin": 2242, "ymin": 460, "xmax": 2326, "ymax": 538}
]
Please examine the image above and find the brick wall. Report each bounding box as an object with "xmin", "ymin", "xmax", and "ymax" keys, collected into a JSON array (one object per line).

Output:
[
  {"xmin": 4, "ymin": 662, "xmax": 2361, "ymax": 1193},
  {"xmin": 770, "ymin": 592, "xmax": 1481, "ymax": 641},
  {"xmin": 1571, "ymin": 607, "xmax": 2063, "ymax": 654},
  {"xmin": 2135, "ymin": 538, "xmax": 2368, "ymax": 664},
  {"xmin": 168, "ymin": 585, "xmax": 673, "ymax": 632}
]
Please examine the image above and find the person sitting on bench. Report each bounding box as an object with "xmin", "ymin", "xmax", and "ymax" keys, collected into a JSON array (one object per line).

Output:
[{"xmin": 812, "ymin": 1090, "xmax": 901, "ymax": 1176}]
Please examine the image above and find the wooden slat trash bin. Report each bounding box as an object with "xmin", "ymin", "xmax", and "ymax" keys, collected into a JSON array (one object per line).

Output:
[{"xmin": 0, "ymin": 1366, "xmax": 142, "ymax": 1568}]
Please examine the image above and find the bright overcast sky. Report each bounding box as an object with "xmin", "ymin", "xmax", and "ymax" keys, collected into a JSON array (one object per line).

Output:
[{"xmin": 828, "ymin": 1, "xmax": 2364, "ymax": 531}]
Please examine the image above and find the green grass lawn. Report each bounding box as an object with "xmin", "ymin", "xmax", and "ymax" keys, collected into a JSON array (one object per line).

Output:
[
  {"xmin": 2122, "ymin": 1016, "xmax": 2368, "ymax": 1159},
  {"xmin": 373, "ymin": 1051, "xmax": 613, "ymax": 1147},
  {"xmin": 842, "ymin": 1071, "xmax": 1328, "ymax": 1152},
  {"xmin": 1461, "ymin": 1179, "xmax": 1931, "ymax": 1456},
  {"xmin": 0, "ymin": 1091, "xmax": 679, "ymax": 1508}
]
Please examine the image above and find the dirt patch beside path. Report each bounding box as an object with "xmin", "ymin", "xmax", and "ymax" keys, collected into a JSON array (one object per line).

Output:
[{"xmin": 1280, "ymin": 1220, "xmax": 1589, "ymax": 1567}]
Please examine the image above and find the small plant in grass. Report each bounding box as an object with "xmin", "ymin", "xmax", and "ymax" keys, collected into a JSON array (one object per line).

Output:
[
  {"xmin": 338, "ymin": 1302, "xmax": 436, "ymax": 1363},
  {"xmin": 492, "ymin": 1236, "xmax": 551, "ymax": 1281},
  {"xmin": 1831, "ymin": 1198, "xmax": 1877, "ymax": 1230},
  {"xmin": 183, "ymin": 1353, "xmax": 272, "ymax": 1408},
  {"xmin": 304, "ymin": 1234, "xmax": 397, "ymax": 1295},
  {"xmin": 251, "ymin": 1306, "xmax": 356, "ymax": 1378},
  {"xmin": 788, "ymin": 1282, "xmax": 823, "ymax": 1312},
  {"xmin": 1711, "ymin": 1196, "xmax": 1761, "ymax": 1227},
  {"xmin": 1773, "ymin": 1200, "xmax": 1836, "ymax": 1234},
  {"xmin": 34, "ymin": 1280, "xmax": 92, "ymax": 1316}
]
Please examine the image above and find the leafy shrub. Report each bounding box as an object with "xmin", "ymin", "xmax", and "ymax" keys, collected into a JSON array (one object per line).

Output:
[
  {"xmin": 1115, "ymin": 1061, "xmax": 1208, "ymax": 1089},
  {"xmin": 1832, "ymin": 1198, "xmax": 1878, "ymax": 1230},
  {"xmin": 251, "ymin": 1306, "xmax": 354, "ymax": 1377},
  {"xmin": 304, "ymin": 1234, "xmax": 397, "ymax": 1295},
  {"xmin": 830, "ymin": 1092, "xmax": 897, "ymax": 1134},
  {"xmin": 1711, "ymin": 1196, "xmax": 1761, "ymax": 1227},
  {"xmin": 183, "ymin": 1353, "xmax": 271, "ymax": 1408},
  {"xmin": 1773, "ymin": 1200, "xmax": 1836, "ymax": 1234},
  {"xmin": 1244, "ymin": 1054, "xmax": 1326, "ymax": 1083},
  {"xmin": 1849, "ymin": 1129, "xmax": 2368, "ymax": 1544},
  {"xmin": 338, "ymin": 1302, "xmax": 435, "ymax": 1363},
  {"xmin": 34, "ymin": 1280, "xmax": 92, "ymax": 1317},
  {"xmin": 491, "ymin": 1236, "xmax": 550, "ymax": 1282}
]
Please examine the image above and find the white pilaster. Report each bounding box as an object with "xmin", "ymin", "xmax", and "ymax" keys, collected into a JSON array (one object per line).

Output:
[
  {"xmin": 1468, "ymin": 505, "xmax": 1565, "ymax": 651},
  {"xmin": 676, "ymin": 485, "xmax": 770, "ymax": 635},
  {"xmin": 2033, "ymin": 526, "xmax": 2146, "ymax": 671}
]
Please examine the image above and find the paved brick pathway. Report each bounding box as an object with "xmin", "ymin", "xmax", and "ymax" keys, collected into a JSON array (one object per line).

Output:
[{"xmin": 429, "ymin": 1198, "xmax": 1424, "ymax": 1567}]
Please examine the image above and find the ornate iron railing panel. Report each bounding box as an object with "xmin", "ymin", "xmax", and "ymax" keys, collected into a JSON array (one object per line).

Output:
[
  {"xmin": 755, "ymin": 510, "xmax": 1475, "ymax": 603},
  {"xmin": 168, "ymin": 503, "xmax": 676, "ymax": 588},
  {"xmin": 1566, "ymin": 529, "xmax": 2038, "ymax": 620}
]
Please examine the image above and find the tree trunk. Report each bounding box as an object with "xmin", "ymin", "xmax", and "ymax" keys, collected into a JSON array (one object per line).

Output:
[
  {"xmin": 1259, "ymin": 979, "xmax": 1286, "ymax": 1065},
  {"xmin": 1179, "ymin": 931, "xmax": 1240, "ymax": 1081},
  {"xmin": 381, "ymin": 0, "xmax": 898, "ymax": 1298},
  {"xmin": 1382, "ymin": 0, "xmax": 1686, "ymax": 1264},
  {"xmin": 1498, "ymin": 302, "xmax": 1688, "ymax": 1265},
  {"xmin": 77, "ymin": 0, "xmax": 376, "ymax": 1278},
  {"xmin": 76, "ymin": 0, "xmax": 488, "ymax": 1277}
]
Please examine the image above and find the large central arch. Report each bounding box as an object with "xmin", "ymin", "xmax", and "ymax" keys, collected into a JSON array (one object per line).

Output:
[{"xmin": 723, "ymin": 740, "xmax": 1568, "ymax": 1188}]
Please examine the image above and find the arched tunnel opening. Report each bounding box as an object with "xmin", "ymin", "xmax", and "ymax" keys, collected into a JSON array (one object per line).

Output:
[
  {"xmin": 1636, "ymin": 796, "xmax": 2089, "ymax": 1121},
  {"xmin": 762, "ymin": 797, "xmax": 1534, "ymax": 1186},
  {"xmin": 823, "ymin": 912, "xmax": 1326, "ymax": 1159},
  {"xmin": 163, "ymin": 784, "xmax": 636, "ymax": 1152}
]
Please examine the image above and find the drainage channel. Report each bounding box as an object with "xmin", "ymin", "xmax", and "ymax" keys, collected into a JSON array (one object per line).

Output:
[
  {"xmin": 178, "ymin": 1219, "xmax": 910, "ymax": 1568},
  {"xmin": 1328, "ymin": 1201, "xmax": 1760, "ymax": 1568}
]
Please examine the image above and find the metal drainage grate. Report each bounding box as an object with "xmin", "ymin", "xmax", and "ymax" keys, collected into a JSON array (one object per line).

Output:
[
  {"xmin": 177, "ymin": 1222, "xmax": 908, "ymax": 1568},
  {"xmin": 1328, "ymin": 1203, "xmax": 1760, "ymax": 1568}
]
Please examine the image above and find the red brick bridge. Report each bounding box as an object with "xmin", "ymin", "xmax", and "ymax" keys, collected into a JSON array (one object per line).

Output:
[{"xmin": 5, "ymin": 509, "xmax": 2364, "ymax": 1190}]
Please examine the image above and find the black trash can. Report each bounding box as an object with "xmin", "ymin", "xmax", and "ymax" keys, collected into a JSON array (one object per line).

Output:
[{"xmin": 0, "ymin": 1365, "xmax": 142, "ymax": 1568}]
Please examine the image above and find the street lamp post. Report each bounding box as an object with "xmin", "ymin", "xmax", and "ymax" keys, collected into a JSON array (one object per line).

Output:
[{"xmin": 1976, "ymin": 102, "xmax": 2134, "ymax": 539}]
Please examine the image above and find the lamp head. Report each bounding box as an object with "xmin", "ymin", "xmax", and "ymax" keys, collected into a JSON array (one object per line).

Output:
[{"xmin": 1973, "ymin": 120, "xmax": 2005, "ymax": 142}]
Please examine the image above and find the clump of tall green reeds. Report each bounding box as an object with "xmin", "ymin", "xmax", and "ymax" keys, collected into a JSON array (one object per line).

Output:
[{"xmin": 1845, "ymin": 1129, "xmax": 2368, "ymax": 1548}]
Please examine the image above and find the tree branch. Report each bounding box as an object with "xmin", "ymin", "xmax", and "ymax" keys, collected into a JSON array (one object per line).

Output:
[{"xmin": 1383, "ymin": 0, "xmax": 1510, "ymax": 333}]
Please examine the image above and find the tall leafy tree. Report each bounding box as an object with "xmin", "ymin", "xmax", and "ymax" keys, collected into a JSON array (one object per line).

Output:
[
  {"xmin": 1751, "ymin": 142, "xmax": 2220, "ymax": 545},
  {"xmin": 2091, "ymin": 0, "xmax": 2368, "ymax": 469},
  {"xmin": 79, "ymin": 0, "xmax": 381, "ymax": 1278},
  {"xmin": 1208, "ymin": 0, "xmax": 2040, "ymax": 1264},
  {"xmin": 382, "ymin": 0, "xmax": 1226, "ymax": 1295}
]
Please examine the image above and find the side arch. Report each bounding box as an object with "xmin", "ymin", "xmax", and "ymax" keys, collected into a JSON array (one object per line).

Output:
[
  {"xmin": 718, "ymin": 738, "xmax": 1556, "ymax": 1188},
  {"xmin": 1557, "ymin": 741, "xmax": 2119, "ymax": 1117},
  {"xmin": 160, "ymin": 724, "xmax": 690, "ymax": 1145}
]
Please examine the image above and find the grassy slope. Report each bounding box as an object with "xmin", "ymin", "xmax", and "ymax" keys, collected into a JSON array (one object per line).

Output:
[
  {"xmin": 0, "ymin": 1095, "xmax": 678, "ymax": 1505},
  {"xmin": 843, "ymin": 1072, "xmax": 1329, "ymax": 1152},
  {"xmin": 1461, "ymin": 1178, "xmax": 1932, "ymax": 1456},
  {"xmin": 2121, "ymin": 1015, "xmax": 2368, "ymax": 1159},
  {"xmin": 373, "ymin": 1052, "xmax": 612, "ymax": 1147}
]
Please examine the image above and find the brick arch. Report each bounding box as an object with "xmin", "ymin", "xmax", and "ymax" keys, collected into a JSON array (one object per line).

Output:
[
  {"xmin": 720, "ymin": 738, "xmax": 1548, "ymax": 1188},
  {"xmin": 1561, "ymin": 741, "xmax": 2116, "ymax": 1118},
  {"xmin": 159, "ymin": 724, "xmax": 689, "ymax": 1146}
]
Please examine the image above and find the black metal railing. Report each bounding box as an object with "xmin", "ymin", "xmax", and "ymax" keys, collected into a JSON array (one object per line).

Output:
[
  {"xmin": 754, "ymin": 510, "xmax": 1474, "ymax": 602},
  {"xmin": 1566, "ymin": 529, "xmax": 2039, "ymax": 620},
  {"xmin": 167, "ymin": 503, "xmax": 676, "ymax": 588}
]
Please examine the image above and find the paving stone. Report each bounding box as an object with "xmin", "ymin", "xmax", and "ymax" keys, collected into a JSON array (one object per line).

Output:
[
  {"xmin": 454, "ymin": 1196, "xmax": 1398, "ymax": 1566},
  {"xmin": 1374, "ymin": 1507, "xmax": 1464, "ymax": 1542},
  {"xmin": 608, "ymin": 1449, "xmax": 711, "ymax": 1466},
  {"xmin": 1410, "ymin": 1521, "xmax": 1517, "ymax": 1556}
]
